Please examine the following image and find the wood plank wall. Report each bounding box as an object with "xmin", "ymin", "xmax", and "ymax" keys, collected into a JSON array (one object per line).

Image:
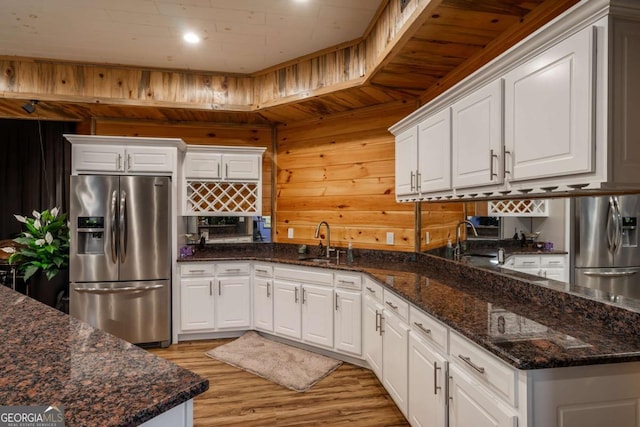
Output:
[
  {"xmin": 420, "ymin": 202, "xmax": 465, "ymax": 251},
  {"xmin": 275, "ymin": 99, "xmax": 459, "ymax": 253},
  {"xmin": 81, "ymin": 119, "xmax": 274, "ymax": 217}
]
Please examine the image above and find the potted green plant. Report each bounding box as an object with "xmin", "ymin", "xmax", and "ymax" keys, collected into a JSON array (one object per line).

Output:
[{"xmin": 8, "ymin": 207, "xmax": 70, "ymax": 307}]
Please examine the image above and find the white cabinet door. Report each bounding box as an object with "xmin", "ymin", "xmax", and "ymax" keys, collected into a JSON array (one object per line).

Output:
[
  {"xmin": 408, "ymin": 332, "xmax": 447, "ymax": 427},
  {"xmin": 504, "ymin": 26, "xmax": 595, "ymax": 182},
  {"xmin": 418, "ymin": 108, "xmax": 452, "ymax": 193},
  {"xmin": 126, "ymin": 146, "xmax": 174, "ymax": 173},
  {"xmin": 449, "ymin": 364, "xmax": 518, "ymax": 427},
  {"xmin": 180, "ymin": 277, "xmax": 215, "ymax": 331},
  {"xmin": 253, "ymin": 277, "xmax": 273, "ymax": 332},
  {"xmin": 452, "ymin": 80, "xmax": 503, "ymax": 189},
  {"xmin": 215, "ymin": 276, "xmax": 251, "ymax": 329},
  {"xmin": 301, "ymin": 284, "xmax": 334, "ymax": 349},
  {"xmin": 273, "ymin": 281, "xmax": 302, "ymax": 340},
  {"xmin": 363, "ymin": 294, "xmax": 384, "ymax": 380},
  {"xmin": 224, "ymin": 154, "xmax": 261, "ymax": 180},
  {"xmin": 72, "ymin": 144, "xmax": 124, "ymax": 172},
  {"xmin": 382, "ymin": 310, "xmax": 410, "ymax": 417},
  {"xmin": 184, "ymin": 152, "xmax": 222, "ymax": 179},
  {"xmin": 395, "ymin": 127, "xmax": 419, "ymax": 197},
  {"xmin": 334, "ymin": 289, "xmax": 362, "ymax": 357}
]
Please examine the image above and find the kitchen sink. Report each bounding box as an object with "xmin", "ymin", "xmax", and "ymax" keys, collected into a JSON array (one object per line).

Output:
[{"xmin": 299, "ymin": 257, "xmax": 334, "ymax": 264}]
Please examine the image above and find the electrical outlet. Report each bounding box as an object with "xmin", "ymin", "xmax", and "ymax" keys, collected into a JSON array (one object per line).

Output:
[
  {"xmin": 287, "ymin": 228, "xmax": 294, "ymax": 239},
  {"xmin": 386, "ymin": 232, "xmax": 394, "ymax": 245},
  {"xmin": 425, "ymin": 231, "xmax": 430, "ymax": 244}
]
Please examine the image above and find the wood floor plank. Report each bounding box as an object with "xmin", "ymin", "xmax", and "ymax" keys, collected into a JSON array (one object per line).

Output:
[{"xmin": 149, "ymin": 338, "xmax": 409, "ymax": 426}]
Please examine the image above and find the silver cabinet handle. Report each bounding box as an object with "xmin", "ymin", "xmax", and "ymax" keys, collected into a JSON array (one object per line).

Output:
[
  {"xmin": 385, "ymin": 301, "xmax": 398, "ymax": 310},
  {"xmin": 375, "ymin": 310, "xmax": 380, "ymax": 332},
  {"xmin": 225, "ymin": 163, "xmax": 229, "ymax": 178},
  {"xmin": 294, "ymin": 287, "xmax": 299, "ymax": 303},
  {"xmin": 209, "ymin": 280, "xmax": 212, "ymax": 296},
  {"xmin": 218, "ymin": 280, "xmax": 221, "ymax": 296},
  {"xmin": 366, "ymin": 286, "xmax": 376, "ymax": 294},
  {"xmin": 217, "ymin": 163, "xmax": 221, "ymax": 177},
  {"xmin": 338, "ymin": 279, "xmax": 355, "ymax": 285},
  {"xmin": 416, "ymin": 171, "xmax": 421, "ymax": 192},
  {"xmin": 413, "ymin": 322, "xmax": 431, "ymax": 335},
  {"xmin": 302, "ymin": 288, "xmax": 307, "ymax": 304},
  {"xmin": 434, "ymin": 361, "xmax": 442, "ymax": 395},
  {"xmin": 502, "ymin": 145, "xmax": 511, "ymax": 177},
  {"xmin": 189, "ymin": 269, "xmax": 206, "ymax": 273},
  {"xmin": 127, "ymin": 154, "xmax": 132, "ymax": 170},
  {"xmin": 335, "ymin": 293, "xmax": 339, "ymax": 310},
  {"xmin": 267, "ymin": 282, "xmax": 271, "ymax": 298},
  {"xmin": 256, "ymin": 268, "xmax": 268, "ymax": 274},
  {"xmin": 225, "ymin": 268, "xmax": 241, "ymax": 273},
  {"xmin": 458, "ymin": 354, "xmax": 485, "ymax": 374},
  {"xmin": 489, "ymin": 149, "xmax": 498, "ymax": 181},
  {"xmin": 117, "ymin": 153, "xmax": 122, "ymax": 170},
  {"xmin": 522, "ymin": 261, "xmax": 537, "ymax": 265},
  {"xmin": 410, "ymin": 171, "xmax": 415, "ymax": 192}
]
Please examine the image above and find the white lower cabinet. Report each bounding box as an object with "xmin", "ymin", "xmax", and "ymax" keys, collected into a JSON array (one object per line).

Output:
[
  {"xmin": 253, "ymin": 276, "xmax": 273, "ymax": 332},
  {"xmin": 448, "ymin": 363, "xmax": 518, "ymax": 427},
  {"xmin": 334, "ymin": 288, "xmax": 362, "ymax": 356},
  {"xmin": 301, "ymin": 284, "xmax": 334, "ymax": 349},
  {"xmin": 382, "ymin": 290, "xmax": 411, "ymax": 417},
  {"xmin": 179, "ymin": 262, "xmax": 250, "ymax": 333},
  {"xmin": 408, "ymin": 331, "xmax": 447, "ymax": 427},
  {"xmin": 273, "ymin": 280, "xmax": 302, "ymax": 340},
  {"xmin": 363, "ymin": 280, "xmax": 384, "ymax": 379}
]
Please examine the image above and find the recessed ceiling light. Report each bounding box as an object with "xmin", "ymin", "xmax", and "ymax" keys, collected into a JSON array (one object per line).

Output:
[{"xmin": 183, "ymin": 32, "xmax": 201, "ymax": 44}]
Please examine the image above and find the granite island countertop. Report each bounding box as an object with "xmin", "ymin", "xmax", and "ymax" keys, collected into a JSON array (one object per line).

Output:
[
  {"xmin": 178, "ymin": 243, "xmax": 640, "ymax": 370},
  {"xmin": 0, "ymin": 285, "xmax": 208, "ymax": 427}
]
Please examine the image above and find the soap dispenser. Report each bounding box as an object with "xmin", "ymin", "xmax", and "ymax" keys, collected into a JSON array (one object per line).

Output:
[{"xmin": 347, "ymin": 241, "xmax": 354, "ymax": 264}]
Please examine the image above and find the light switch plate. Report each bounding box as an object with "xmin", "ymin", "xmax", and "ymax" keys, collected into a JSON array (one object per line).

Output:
[
  {"xmin": 386, "ymin": 232, "xmax": 394, "ymax": 245},
  {"xmin": 425, "ymin": 231, "xmax": 430, "ymax": 244},
  {"xmin": 287, "ymin": 228, "xmax": 294, "ymax": 239}
]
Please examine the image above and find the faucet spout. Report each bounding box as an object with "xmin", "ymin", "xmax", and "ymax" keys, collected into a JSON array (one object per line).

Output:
[
  {"xmin": 314, "ymin": 221, "xmax": 332, "ymax": 258},
  {"xmin": 455, "ymin": 220, "xmax": 478, "ymax": 258}
]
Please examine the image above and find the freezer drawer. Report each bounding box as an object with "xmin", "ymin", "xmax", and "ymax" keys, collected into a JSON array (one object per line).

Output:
[
  {"xmin": 70, "ymin": 280, "xmax": 170, "ymax": 346},
  {"xmin": 574, "ymin": 267, "xmax": 640, "ymax": 300}
]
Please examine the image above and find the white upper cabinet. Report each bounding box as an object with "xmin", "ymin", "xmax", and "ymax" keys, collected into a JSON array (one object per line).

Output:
[
  {"xmin": 184, "ymin": 153, "xmax": 222, "ymax": 179},
  {"xmin": 184, "ymin": 151, "xmax": 261, "ymax": 181},
  {"xmin": 504, "ymin": 26, "xmax": 595, "ymax": 182},
  {"xmin": 418, "ymin": 108, "xmax": 452, "ymax": 193},
  {"xmin": 67, "ymin": 135, "xmax": 183, "ymax": 175},
  {"xmin": 390, "ymin": 2, "xmax": 640, "ymax": 200},
  {"xmin": 452, "ymin": 79, "xmax": 504, "ymax": 189},
  {"xmin": 395, "ymin": 127, "xmax": 418, "ymax": 198}
]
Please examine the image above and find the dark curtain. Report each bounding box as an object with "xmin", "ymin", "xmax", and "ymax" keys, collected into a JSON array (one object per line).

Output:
[{"xmin": 0, "ymin": 119, "xmax": 75, "ymax": 240}]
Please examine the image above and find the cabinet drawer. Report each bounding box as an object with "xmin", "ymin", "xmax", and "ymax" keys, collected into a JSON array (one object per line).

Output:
[
  {"xmin": 363, "ymin": 277, "xmax": 383, "ymax": 302},
  {"xmin": 409, "ymin": 306, "xmax": 448, "ymax": 352},
  {"xmin": 335, "ymin": 272, "xmax": 362, "ymax": 290},
  {"xmin": 450, "ymin": 332, "xmax": 517, "ymax": 406},
  {"xmin": 383, "ymin": 289, "xmax": 409, "ymax": 322},
  {"xmin": 513, "ymin": 256, "xmax": 540, "ymax": 268},
  {"xmin": 180, "ymin": 263, "xmax": 214, "ymax": 277},
  {"xmin": 254, "ymin": 263, "xmax": 274, "ymax": 278},
  {"xmin": 274, "ymin": 266, "xmax": 333, "ymax": 286},
  {"xmin": 216, "ymin": 263, "xmax": 250, "ymax": 276},
  {"xmin": 541, "ymin": 255, "xmax": 565, "ymax": 268}
]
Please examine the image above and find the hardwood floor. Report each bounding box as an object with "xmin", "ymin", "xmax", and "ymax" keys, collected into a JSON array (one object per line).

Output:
[{"xmin": 150, "ymin": 338, "xmax": 409, "ymax": 426}]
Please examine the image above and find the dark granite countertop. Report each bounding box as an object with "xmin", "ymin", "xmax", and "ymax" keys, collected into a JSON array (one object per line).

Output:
[
  {"xmin": 178, "ymin": 243, "xmax": 640, "ymax": 370},
  {"xmin": 0, "ymin": 285, "xmax": 208, "ymax": 427}
]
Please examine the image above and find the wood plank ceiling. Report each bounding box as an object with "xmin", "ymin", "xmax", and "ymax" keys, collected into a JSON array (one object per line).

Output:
[{"xmin": 0, "ymin": 0, "xmax": 579, "ymax": 125}]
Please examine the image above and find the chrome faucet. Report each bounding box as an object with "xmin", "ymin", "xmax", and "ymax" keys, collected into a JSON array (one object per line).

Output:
[
  {"xmin": 314, "ymin": 221, "xmax": 334, "ymax": 258},
  {"xmin": 454, "ymin": 220, "xmax": 478, "ymax": 258}
]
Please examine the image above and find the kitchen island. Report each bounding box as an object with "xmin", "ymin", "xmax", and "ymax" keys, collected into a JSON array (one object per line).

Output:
[{"xmin": 0, "ymin": 284, "xmax": 208, "ymax": 427}]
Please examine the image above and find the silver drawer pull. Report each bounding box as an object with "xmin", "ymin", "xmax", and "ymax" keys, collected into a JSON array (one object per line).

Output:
[
  {"xmin": 225, "ymin": 268, "xmax": 241, "ymax": 272},
  {"xmin": 385, "ymin": 301, "xmax": 398, "ymax": 310},
  {"xmin": 189, "ymin": 269, "xmax": 205, "ymax": 273},
  {"xmin": 434, "ymin": 362, "xmax": 442, "ymax": 395},
  {"xmin": 458, "ymin": 354, "xmax": 485, "ymax": 374},
  {"xmin": 256, "ymin": 269, "xmax": 268, "ymax": 274},
  {"xmin": 338, "ymin": 280, "xmax": 355, "ymax": 285},
  {"xmin": 413, "ymin": 322, "xmax": 431, "ymax": 335},
  {"xmin": 522, "ymin": 261, "xmax": 537, "ymax": 265},
  {"xmin": 366, "ymin": 286, "xmax": 376, "ymax": 293}
]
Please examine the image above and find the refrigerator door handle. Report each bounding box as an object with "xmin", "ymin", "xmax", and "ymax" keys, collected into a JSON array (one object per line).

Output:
[
  {"xmin": 110, "ymin": 190, "xmax": 118, "ymax": 264},
  {"xmin": 73, "ymin": 284, "xmax": 164, "ymax": 293},
  {"xmin": 613, "ymin": 196, "xmax": 623, "ymax": 253},
  {"xmin": 120, "ymin": 190, "xmax": 128, "ymax": 263},
  {"xmin": 583, "ymin": 270, "xmax": 638, "ymax": 278},
  {"xmin": 607, "ymin": 197, "xmax": 619, "ymax": 253}
]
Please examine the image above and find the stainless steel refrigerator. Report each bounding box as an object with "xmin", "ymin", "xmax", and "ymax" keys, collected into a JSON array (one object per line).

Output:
[
  {"xmin": 69, "ymin": 175, "xmax": 171, "ymax": 346},
  {"xmin": 572, "ymin": 195, "xmax": 640, "ymax": 300}
]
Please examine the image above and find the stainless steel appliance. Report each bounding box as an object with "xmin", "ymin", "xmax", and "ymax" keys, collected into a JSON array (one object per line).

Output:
[
  {"xmin": 572, "ymin": 195, "xmax": 640, "ymax": 300},
  {"xmin": 69, "ymin": 175, "xmax": 171, "ymax": 346}
]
